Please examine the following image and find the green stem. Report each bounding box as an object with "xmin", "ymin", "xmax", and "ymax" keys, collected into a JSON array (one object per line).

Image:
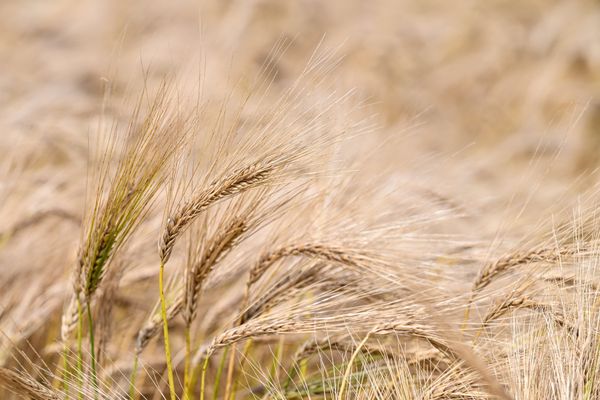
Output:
[
  {"xmin": 77, "ymin": 299, "xmax": 84, "ymax": 400},
  {"xmin": 86, "ymin": 301, "xmax": 99, "ymax": 398},
  {"xmin": 229, "ymin": 340, "xmax": 253, "ymax": 400},
  {"xmin": 338, "ymin": 331, "xmax": 371, "ymax": 400},
  {"xmin": 299, "ymin": 358, "xmax": 308, "ymax": 383},
  {"xmin": 159, "ymin": 261, "xmax": 177, "ymax": 400},
  {"xmin": 129, "ymin": 354, "xmax": 139, "ymax": 400},
  {"xmin": 200, "ymin": 354, "xmax": 210, "ymax": 400},
  {"xmin": 282, "ymin": 359, "xmax": 300, "ymax": 393},
  {"xmin": 223, "ymin": 344, "xmax": 237, "ymax": 400},
  {"xmin": 183, "ymin": 328, "xmax": 191, "ymax": 400},
  {"xmin": 212, "ymin": 347, "xmax": 229, "ymax": 400},
  {"xmin": 59, "ymin": 344, "xmax": 71, "ymax": 396},
  {"xmin": 269, "ymin": 337, "xmax": 284, "ymax": 383},
  {"xmin": 189, "ymin": 358, "xmax": 202, "ymax": 396}
]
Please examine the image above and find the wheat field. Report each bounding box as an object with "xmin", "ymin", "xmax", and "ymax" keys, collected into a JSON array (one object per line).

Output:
[{"xmin": 1, "ymin": 1, "xmax": 600, "ymax": 399}]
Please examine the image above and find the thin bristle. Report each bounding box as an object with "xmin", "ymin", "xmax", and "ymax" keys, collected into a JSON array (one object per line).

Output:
[{"xmin": 0, "ymin": 368, "xmax": 62, "ymax": 400}]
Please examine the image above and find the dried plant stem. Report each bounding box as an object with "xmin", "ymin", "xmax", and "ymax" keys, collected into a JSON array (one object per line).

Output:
[{"xmin": 158, "ymin": 261, "xmax": 176, "ymax": 400}]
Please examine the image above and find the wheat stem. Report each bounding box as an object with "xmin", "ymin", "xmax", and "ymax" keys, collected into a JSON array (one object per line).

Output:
[
  {"xmin": 212, "ymin": 347, "xmax": 229, "ymax": 400},
  {"xmin": 222, "ymin": 343, "xmax": 237, "ymax": 400},
  {"xmin": 56, "ymin": 341, "xmax": 72, "ymax": 396},
  {"xmin": 337, "ymin": 331, "xmax": 371, "ymax": 400},
  {"xmin": 129, "ymin": 354, "xmax": 139, "ymax": 400},
  {"xmin": 159, "ymin": 261, "xmax": 176, "ymax": 400},
  {"xmin": 86, "ymin": 301, "xmax": 99, "ymax": 398},
  {"xmin": 269, "ymin": 336, "xmax": 285, "ymax": 384},
  {"xmin": 200, "ymin": 354, "xmax": 210, "ymax": 400},
  {"xmin": 230, "ymin": 340, "xmax": 253, "ymax": 400},
  {"xmin": 183, "ymin": 327, "xmax": 192, "ymax": 400},
  {"xmin": 76, "ymin": 299, "xmax": 84, "ymax": 400}
]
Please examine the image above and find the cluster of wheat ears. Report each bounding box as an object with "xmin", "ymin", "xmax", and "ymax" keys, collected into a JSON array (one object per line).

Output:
[{"xmin": 1, "ymin": 46, "xmax": 600, "ymax": 400}]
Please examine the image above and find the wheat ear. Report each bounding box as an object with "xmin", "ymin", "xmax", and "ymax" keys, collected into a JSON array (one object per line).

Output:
[
  {"xmin": 158, "ymin": 160, "xmax": 277, "ymax": 264},
  {"xmin": 473, "ymin": 245, "xmax": 577, "ymax": 292},
  {"xmin": 0, "ymin": 367, "xmax": 63, "ymax": 400}
]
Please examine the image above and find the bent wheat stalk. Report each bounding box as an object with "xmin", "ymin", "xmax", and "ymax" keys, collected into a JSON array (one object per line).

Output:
[{"xmin": 156, "ymin": 158, "xmax": 285, "ymax": 400}]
